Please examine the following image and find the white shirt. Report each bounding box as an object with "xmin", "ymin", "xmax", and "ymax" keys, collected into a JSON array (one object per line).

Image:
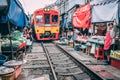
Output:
[{"xmin": 107, "ymin": 27, "xmax": 115, "ymax": 45}]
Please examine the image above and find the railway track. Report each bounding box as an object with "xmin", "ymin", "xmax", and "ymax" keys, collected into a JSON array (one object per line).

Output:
[
  {"xmin": 17, "ymin": 43, "xmax": 51, "ymax": 80},
  {"xmin": 42, "ymin": 43, "xmax": 91, "ymax": 80},
  {"xmin": 17, "ymin": 42, "xmax": 105, "ymax": 80}
]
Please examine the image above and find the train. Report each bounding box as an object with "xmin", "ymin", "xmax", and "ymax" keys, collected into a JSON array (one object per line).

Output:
[{"xmin": 31, "ymin": 8, "xmax": 60, "ymax": 40}]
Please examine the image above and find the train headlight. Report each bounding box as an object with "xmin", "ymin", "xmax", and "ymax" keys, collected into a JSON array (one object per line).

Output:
[
  {"xmin": 44, "ymin": 8, "xmax": 47, "ymax": 11},
  {"xmin": 47, "ymin": 8, "xmax": 50, "ymax": 11},
  {"xmin": 44, "ymin": 8, "xmax": 50, "ymax": 12}
]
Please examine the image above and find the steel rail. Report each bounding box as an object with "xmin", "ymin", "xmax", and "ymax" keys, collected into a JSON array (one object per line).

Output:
[
  {"xmin": 55, "ymin": 43, "xmax": 103, "ymax": 80},
  {"xmin": 41, "ymin": 42, "xmax": 58, "ymax": 80}
]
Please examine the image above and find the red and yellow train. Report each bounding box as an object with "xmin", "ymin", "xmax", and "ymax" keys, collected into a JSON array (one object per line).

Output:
[{"xmin": 32, "ymin": 8, "xmax": 60, "ymax": 40}]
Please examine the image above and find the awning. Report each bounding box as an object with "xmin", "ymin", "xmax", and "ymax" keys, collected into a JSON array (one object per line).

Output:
[
  {"xmin": 91, "ymin": 0, "xmax": 119, "ymax": 23},
  {"xmin": 72, "ymin": 3, "xmax": 91, "ymax": 29},
  {"xmin": 0, "ymin": 0, "xmax": 28, "ymax": 27}
]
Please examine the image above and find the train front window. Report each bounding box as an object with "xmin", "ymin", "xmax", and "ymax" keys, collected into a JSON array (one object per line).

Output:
[
  {"xmin": 52, "ymin": 15, "xmax": 58, "ymax": 22},
  {"xmin": 44, "ymin": 14, "xmax": 50, "ymax": 24},
  {"xmin": 36, "ymin": 15, "xmax": 43, "ymax": 23}
]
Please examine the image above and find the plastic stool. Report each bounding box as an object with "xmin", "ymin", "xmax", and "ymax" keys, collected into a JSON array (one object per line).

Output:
[{"xmin": 94, "ymin": 48, "xmax": 104, "ymax": 59}]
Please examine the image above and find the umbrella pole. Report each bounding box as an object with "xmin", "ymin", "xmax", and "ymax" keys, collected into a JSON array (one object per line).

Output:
[{"xmin": 8, "ymin": 21, "xmax": 14, "ymax": 60}]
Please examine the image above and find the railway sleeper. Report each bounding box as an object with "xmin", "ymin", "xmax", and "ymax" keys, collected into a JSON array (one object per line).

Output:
[
  {"xmin": 50, "ymin": 55, "xmax": 67, "ymax": 58},
  {"xmin": 54, "ymin": 63, "xmax": 76, "ymax": 67},
  {"xmin": 22, "ymin": 65, "xmax": 50, "ymax": 69},
  {"xmin": 73, "ymin": 73, "xmax": 91, "ymax": 80},
  {"xmin": 51, "ymin": 58, "xmax": 70, "ymax": 61},
  {"xmin": 52, "ymin": 60, "xmax": 72, "ymax": 63},
  {"xmin": 48, "ymin": 51, "xmax": 62, "ymax": 53},
  {"xmin": 55, "ymin": 65, "xmax": 78, "ymax": 70},
  {"xmin": 49, "ymin": 53, "xmax": 65, "ymax": 56},
  {"xmin": 53, "ymin": 61, "xmax": 73, "ymax": 65},
  {"xmin": 57, "ymin": 71, "xmax": 84, "ymax": 76},
  {"xmin": 50, "ymin": 55, "xmax": 68, "ymax": 59},
  {"xmin": 55, "ymin": 67, "xmax": 83, "ymax": 73}
]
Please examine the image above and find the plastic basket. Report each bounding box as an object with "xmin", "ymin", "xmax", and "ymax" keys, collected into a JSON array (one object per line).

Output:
[
  {"xmin": 74, "ymin": 45, "xmax": 80, "ymax": 51},
  {"xmin": 0, "ymin": 54, "xmax": 7, "ymax": 65}
]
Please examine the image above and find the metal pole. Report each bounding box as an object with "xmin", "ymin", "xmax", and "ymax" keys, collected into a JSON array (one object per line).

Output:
[{"xmin": 8, "ymin": 21, "xmax": 14, "ymax": 59}]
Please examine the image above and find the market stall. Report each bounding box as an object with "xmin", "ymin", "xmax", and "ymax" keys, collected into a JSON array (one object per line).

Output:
[
  {"xmin": 88, "ymin": 0, "xmax": 119, "ymax": 60},
  {"xmin": 87, "ymin": 35, "xmax": 104, "ymax": 54},
  {"xmin": 0, "ymin": 0, "xmax": 28, "ymax": 61},
  {"xmin": 76, "ymin": 35, "xmax": 88, "ymax": 51},
  {"xmin": 110, "ymin": 49, "xmax": 120, "ymax": 69},
  {"xmin": 0, "ymin": 4, "xmax": 28, "ymax": 80},
  {"xmin": 1, "ymin": 31, "xmax": 27, "ymax": 60},
  {"xmin": 72, "ymin": 3, "xmax": 91, "ymax": 51}
]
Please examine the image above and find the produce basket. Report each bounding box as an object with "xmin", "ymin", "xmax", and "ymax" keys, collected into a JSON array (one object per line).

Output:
[{"xmin": 0, "ymin": 54, "xmax": 7, "ymax": 65}]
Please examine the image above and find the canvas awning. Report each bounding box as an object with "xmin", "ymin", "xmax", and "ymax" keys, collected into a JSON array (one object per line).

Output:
[
  {"xmin": 72, "ymin": 3, "xmax": 91, "ymax": 29},
  {"xmin": 91, "ymin": 0, "xmax": 119, "ymax": 23},
  {"xmin": 0, "ymin": 0, "xmax": 28, "ymax": 27}
]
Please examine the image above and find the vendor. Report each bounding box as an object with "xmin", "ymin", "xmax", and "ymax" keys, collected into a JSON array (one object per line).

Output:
[
  {"xmin": 104, "ymin": 23, "xmax": 115, "ymax": 64},
  {"xmin": 88, "ymin": 24, "xmax": 93, "ymax": 36},
  {"xmin": 73, "ymin": 28, "xmax": 81, "ymax": 41},
  {"xmin": 67, "ymin": 30, "xmax": 73, "ymax": 41},
  {"xmin": 28, "ymin": 28, "xmax": 33, "ymax": 42},
  {"xmin": 23, "ymin": 26, "xmax": 29, "ymax": 38}
]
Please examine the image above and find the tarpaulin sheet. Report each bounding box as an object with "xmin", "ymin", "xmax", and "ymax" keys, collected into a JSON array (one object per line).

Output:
[
  {"xmin": 8, "ymin": 0, "xmax": 28, "ymax": 27},
  {"xmin": 72, "ymin": 3, "xmax": 91, "ymax": 29},
  {"xmin": 91, "ymin": 0, "xmax": 118, "ymax": 23},
  {"xmin": 0, "ymin": 0, "xmax": 28, "ymax": 27}
]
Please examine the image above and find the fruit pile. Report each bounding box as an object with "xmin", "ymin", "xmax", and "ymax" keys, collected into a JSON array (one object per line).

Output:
[
  {"xmin": 1, "ymin": 31, "xmax": 27, "ymax": 52},
  {"xmin": 110, "ymin": 50, "xmax": 120, "ymax": 59}
]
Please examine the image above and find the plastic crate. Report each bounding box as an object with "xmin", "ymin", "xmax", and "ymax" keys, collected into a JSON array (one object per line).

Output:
[{"xmin": 111, "ymin": 58, "xmax": 120, "ymax": 70}]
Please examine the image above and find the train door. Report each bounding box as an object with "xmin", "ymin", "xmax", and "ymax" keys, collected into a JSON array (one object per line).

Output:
[
  {"xmin": 44, "ymin": 14, "xmax": 50, "ymax": 24},
  {"xmin": 44, "ymin": 14, "xmax": 51, "ymax": 38}
]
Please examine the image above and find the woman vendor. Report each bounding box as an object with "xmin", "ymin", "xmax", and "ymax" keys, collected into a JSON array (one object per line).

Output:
[{"xmin": 104, "ymin": 23, "xmax": 115, "ymax": 64}]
